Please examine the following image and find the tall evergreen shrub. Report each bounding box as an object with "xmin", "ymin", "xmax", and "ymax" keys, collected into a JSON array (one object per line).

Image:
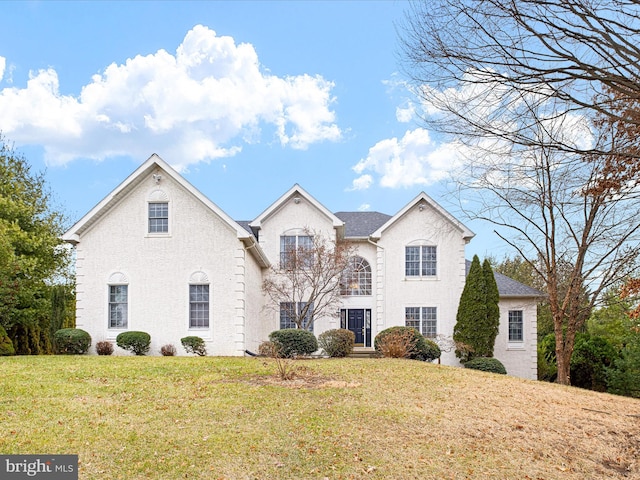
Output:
[{"xmin": 453, "ymin": 255, "xmax": 500, "ymax": 361}]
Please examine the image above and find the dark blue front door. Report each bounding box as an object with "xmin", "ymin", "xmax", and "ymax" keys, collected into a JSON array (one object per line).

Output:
[
  {"xmin": 341, "ymin": 309, "xmax": 371, "ymax": 347},
  {"xmin": 349, "ymin": 309, "xmax": 365, "ymax": 346}
]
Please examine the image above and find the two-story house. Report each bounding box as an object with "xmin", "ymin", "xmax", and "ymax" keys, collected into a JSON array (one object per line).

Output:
[{"xmin": 62, "ymin": 154, "xmax": 540, "ymax": 379}]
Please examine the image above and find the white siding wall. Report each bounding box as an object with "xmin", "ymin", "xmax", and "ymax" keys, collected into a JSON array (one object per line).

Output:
[{"xmin": 75, "ymin": 169, "xmax": 252, "ymax": 356}]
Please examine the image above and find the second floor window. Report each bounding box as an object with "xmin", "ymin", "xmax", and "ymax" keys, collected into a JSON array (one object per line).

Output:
[
  {"xmin": 405, "ymin": 245, "xmax": 437, "ymax": 277},
  {"xmin": 280, "ymin": 235, "xmax": 313, "ymax": 269},
  {"xmin": 149, "ymin": 202, "xmax": 168, "ymax": 233},
  {"xmin": 341, "ymin": 256, "xmax": 372, "ymax": 296}
]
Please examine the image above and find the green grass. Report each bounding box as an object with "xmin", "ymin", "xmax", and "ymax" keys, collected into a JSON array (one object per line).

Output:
[{"xmin": 1, "ymin": 356, "xmax": 639, "ymax": 479}]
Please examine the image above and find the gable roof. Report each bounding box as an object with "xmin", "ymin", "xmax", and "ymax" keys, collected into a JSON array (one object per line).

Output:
[
  {"xmin": 371, "ymin": 192, "xmax": 475, "ymax": 242},
  {"xmin": 62, "ymin": 154, "xmax": 270, "ymax": 267},
  {"xmin": 249, "ymin": 184, "xmax": 345, "ymax": 234},
  {"xmin": 334, "ymin": 211, "xmax": 392, "ymax": 238},
  {"xmin": 465, "ymin": 260, "xmax": 546, "ymax": 298}
]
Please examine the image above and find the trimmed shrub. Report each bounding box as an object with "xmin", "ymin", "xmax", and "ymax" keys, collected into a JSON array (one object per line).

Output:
[
  {"xmin": 116, "ymin": 331, "xmax": 151, "ymax": 356},
  {"xmin": 161, "ymin": 344, "xmax": 177, "ymax": 356},
  {"xmin": 53, "ymin": 328, "xmax": 92, "ymax": 355},
  {"xmin": 318, "ymin": 329, "xmax": 355, "ymax": 357},
  {"xmin": 423, "ymin": 338, "xmax": 442, "ymax": 362},
  {"xmin": 95, "ymin": 341, "xmax": 114, "ymax": 356},
  {"xmin": 0, "ymin": 325, "xmax": 15, "ymax": 356},
  {"xmin": 464, "ymin": 357, "xmax": 507, "ymax": 375},
  {"xmin": 268, "ymin": 329, "xmax": 318, "ymax": 358},
  {"xmin": 374, "ymin": 326, "xmax": 441, "ymax": 362},
  {"xmin": 180, "ymin": 336, "xmax": 207, "ymax": 356}
]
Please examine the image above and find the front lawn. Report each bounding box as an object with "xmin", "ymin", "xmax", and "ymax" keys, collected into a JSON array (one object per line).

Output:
[{"xmin": 1, "ymin": 356, "xmax": 638, "ymax": 479}]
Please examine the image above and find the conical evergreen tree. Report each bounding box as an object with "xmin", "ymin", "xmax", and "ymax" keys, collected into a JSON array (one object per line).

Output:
[
  {"xmin": 454, "ymin": 255, "xmax": 487, "ymax": 361},
  {"xmin": 481, "ymin": 258, "xmax": 500, "ymax": 357}
]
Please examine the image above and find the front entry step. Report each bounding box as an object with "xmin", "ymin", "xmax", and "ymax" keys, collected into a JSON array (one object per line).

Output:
[{"xmin": 348, "ymin": 348, "xmax": 381, "ymax": 358}]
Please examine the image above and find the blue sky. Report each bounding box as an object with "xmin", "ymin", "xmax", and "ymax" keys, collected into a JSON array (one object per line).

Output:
[{"xmin": 0, "ymin": 0, "xmax": 509, "ymax": 259}]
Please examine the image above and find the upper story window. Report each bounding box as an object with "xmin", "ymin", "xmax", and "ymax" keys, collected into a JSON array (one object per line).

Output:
[
  {"xmin": 341, "ymin": 256, "xmax": 372, "ymax": 296},
  {"xmin": 405, "ymin": 245, "xmax": 437, "ymax": 277},
  {"xmin": 148, "ymin": 202, "xmax": 168, "ymax": 233},
  {"xmin": 508, "ymin": 310, "xmax": 524, "ymax": 342},
  {"xmin": 280, "ymin": 235, "xmax": 313, "ymax": 269}
]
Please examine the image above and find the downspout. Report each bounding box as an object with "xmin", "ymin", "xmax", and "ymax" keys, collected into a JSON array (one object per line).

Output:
[{"xmin": 367, "ymin": 237, "xmax": 384, "ymax": 347}]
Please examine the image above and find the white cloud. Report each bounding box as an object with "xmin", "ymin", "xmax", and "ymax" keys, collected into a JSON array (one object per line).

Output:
[
  {"xmin": 351, "ymin": 128, "xmax": 461, "ymax": 189},
  {"xmin": 0, "ymin": 57, "xmax": 5, "ymax": 82},
  {"xmin": 357, "ymin": 203, "xmax": 371, "ymax": 211},
  {"xmin": 0, "ymin": 25, "xmax": 341, "ymax": 168},
  {"xmin": 348, "ymin": 174, "xmax": 373, "ymax": 191}
]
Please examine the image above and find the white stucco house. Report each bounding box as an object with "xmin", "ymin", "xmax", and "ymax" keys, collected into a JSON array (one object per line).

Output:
[{"xmin": 62, "ymin": 154, "xmax": 541, "ymax": 379}]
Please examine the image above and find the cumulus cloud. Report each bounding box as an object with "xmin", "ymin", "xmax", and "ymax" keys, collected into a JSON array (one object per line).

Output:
[
  {"xmin": 351, "ymin": 128, "xmax": 461, "ymax": 189},
  {"xmin": 348, "ymin": 174, "xmax": 373, "ymax": 191},
  {"xmin": 0, "ymin": 25, "xmax": 341, "ymax": 169}
]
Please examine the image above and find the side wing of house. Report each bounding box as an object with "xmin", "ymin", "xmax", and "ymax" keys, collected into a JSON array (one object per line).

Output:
[
  {"xmin": 492, "ymin": 272, "xmax": 541, "ymax": 380},
  {"xmin": 63, "ymin": 155, "xmax": 268, "ymax": 356}
]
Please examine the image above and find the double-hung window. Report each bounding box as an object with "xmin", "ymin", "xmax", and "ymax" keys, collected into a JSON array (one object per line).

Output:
[
  {"xmin": 280, "ymin": 302, "xmax": 314, "ymax": 331},
  {"xmin": 280, "ymin": 235, "xmax": 313, "ymax": 269},
  {"xmin": 189, "ymin": 284, "xmax": 210, "ymax": 328},
  {"xmin": 148, "ymin": 202, "xmax": 169, "ymax": 233},
  {"xmin": 508, "ymin": 310, "xmax": 524, "ymax": 342},
  {"xmin": 405, "ymin": 245, "xmax": 437, "ymax": 277},
  {"xmin": 109, "ymin": 285, "xmax": 128, "ymax": 328},
  {"xmin": 405, "ymin": 307, "xmax": 437, "ymax": 338}
]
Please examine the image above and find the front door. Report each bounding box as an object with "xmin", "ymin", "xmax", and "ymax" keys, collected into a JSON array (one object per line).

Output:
[{"xmin": 341, "ymin": 309, "xmax": 371, "ymax": 347}]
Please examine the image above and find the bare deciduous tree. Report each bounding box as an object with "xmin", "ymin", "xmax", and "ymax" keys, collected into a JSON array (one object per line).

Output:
[
  {"xmin": 262, "ymin": 229, "xmax": 355, "ymax": 330},
  {"xmin": 400, "ymin": 0, "xmax": 640, "ymax": 384}
]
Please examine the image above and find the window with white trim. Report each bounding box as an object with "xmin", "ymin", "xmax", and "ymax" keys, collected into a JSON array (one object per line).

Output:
[
  {"xmin": 280, "ymin": 235, "xmax": 313, "ymax": 269},
  {"xmin": 148, "ymin": 202, "xmax": 168, "ymax": 233},
  {"xmin": 109, "ymin": 285, "xmax": 128, "ymax": 329},
  {"xmin": 341, "ymin": 256, "xmax": 372, "ymax": 296},
  {"xmin": 508, "ymin": 310, "xmax": 524, "ymax": 342},
  {"xmin": 280, "ymin": 302, "xmax": 314, "ymax": 331},
  {"xmin": 189, "ymin": 284, "xmax": 210, "ymax": 328},
  {"xmin": 405, "ymin": 245, "xmax": 437, "ymax": 277},
  {"xmin": 405, "ymin": 306, "xmax": 437, "ymax": 338}
]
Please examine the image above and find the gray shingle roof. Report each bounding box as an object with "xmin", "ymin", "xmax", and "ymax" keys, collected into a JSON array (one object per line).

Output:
[
  {"xmin": 334, "ymin": 211, "xmax": 392, "ymax": 238},
  {"xmin": 465, "ymin": 260, "xmax": 545, "ymax": 298}
]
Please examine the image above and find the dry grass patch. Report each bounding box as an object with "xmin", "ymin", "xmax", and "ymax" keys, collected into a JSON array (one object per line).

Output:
[{"xmin": 0, "ymin": 356, "xmax": 638, "ymax": 479}]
